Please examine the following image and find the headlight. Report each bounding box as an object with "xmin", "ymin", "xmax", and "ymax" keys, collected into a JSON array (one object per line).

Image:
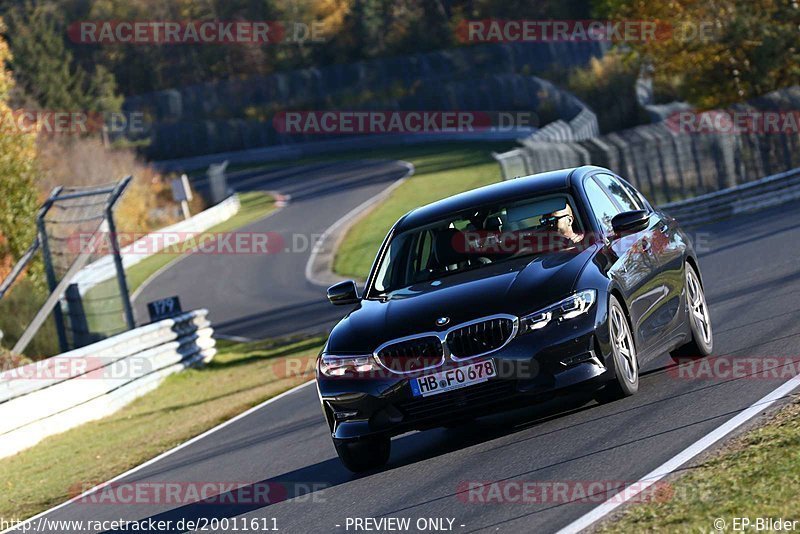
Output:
[
  {"xmin": 319, "ymin": 354, "xmax": 379, "ymax": 377},
  {"xmin": 519, "ymin": 289, "xmax": 597, "ymax": 334}
]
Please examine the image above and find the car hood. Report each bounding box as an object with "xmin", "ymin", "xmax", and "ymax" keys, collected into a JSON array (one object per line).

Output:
[{"xmin": 326, "ymin": 246, "xmax": 597, "ymax": 354}]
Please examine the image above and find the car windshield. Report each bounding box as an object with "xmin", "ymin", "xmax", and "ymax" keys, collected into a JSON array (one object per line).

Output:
[{"xmin": 370, "ymin": 194, "xmax": 585, "ymax": 296}]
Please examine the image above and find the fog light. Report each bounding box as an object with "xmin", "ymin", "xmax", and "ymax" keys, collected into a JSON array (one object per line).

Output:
[
  {"xmin": 333, "ymin": 410, "xmax": 359, "ymax": 421},
  {"xmin": 559, "ymin": 351, "xmax": 603, "ymax": 368}
]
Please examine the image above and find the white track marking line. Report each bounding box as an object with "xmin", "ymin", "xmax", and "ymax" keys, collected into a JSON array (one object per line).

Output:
[
  {"xmin": 2, "ymin": 380, "xmax": 315, "ymax": 534},
  {"xmin": 557, "ymin": 373, "xmax": 800, "ymax": 534}
]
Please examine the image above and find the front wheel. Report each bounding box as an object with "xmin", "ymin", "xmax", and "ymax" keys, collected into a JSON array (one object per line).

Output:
[
  {"xmin": 671, "ymin": 263, "xmax": 713, "ymax": 360},
  {"xmin": 595, "ymin": 294, "xmax": 639, "ymax": 403},
  {"xmin": 333, "ymin": 436, "xmax": 390, "ymax": 473}
]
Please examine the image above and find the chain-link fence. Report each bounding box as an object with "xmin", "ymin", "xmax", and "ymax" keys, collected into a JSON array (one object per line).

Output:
[{"xmin": 0, "ymin": 178, "xmax": 133, "ymax": 356}]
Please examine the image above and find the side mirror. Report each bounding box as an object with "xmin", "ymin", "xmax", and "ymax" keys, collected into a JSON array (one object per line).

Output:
[
  {"xmin": 611, "ymin": 210, "xmax": 649, "ymax": 235},
  {"xmin": 327, "ymin": 280, "xmax": 360, "ymax": 306}
]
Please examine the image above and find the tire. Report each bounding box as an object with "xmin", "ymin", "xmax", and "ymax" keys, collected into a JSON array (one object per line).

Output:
[
  {"xmin": 595, "ymin": 294, "xmax": 639, "ymax": 403},
  {"xmin": 671, "ymin": 263, "xmax": 713, "ymax": 360},
  {"xmin": 333, "ymin": 436, "xmax": 391, "ymax": 473}
]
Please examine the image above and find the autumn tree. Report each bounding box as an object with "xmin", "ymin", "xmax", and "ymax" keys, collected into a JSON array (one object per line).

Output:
[
  {"xmin": 594, "ymin": 0, "xmax": 800, "ymax": 108},
  {"xmin": 0, "ymin": 18, "xmax": 39, "ymax": 282},
  {"xmin": 4, "ymin": 2, "xmax": 122, "ymax": 112}
]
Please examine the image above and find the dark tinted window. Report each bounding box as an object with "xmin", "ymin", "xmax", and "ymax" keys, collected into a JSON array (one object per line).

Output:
[
  {"xmin": 596, "ymin": 173, "xmax": 641, "ymax": 211},
  {"xmin": 584, "ymin": 178, "xmax": 621, "ymax": 232},
  {"xmin": 620, "ymin": 179, "xmax": 650, "ymax": 211},
  {"xmin": 372, "ymin": 194, "xmax": 584, "ymax": 294}
]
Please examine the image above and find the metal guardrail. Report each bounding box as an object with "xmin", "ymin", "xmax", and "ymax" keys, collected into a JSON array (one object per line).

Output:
[
  {"xmin": 0, "ymin": 309, "xmax": 215, "ymax": 459},
  {"xmin": 661, "ymin": 167, "xmax": 800, "ymax": 228}
]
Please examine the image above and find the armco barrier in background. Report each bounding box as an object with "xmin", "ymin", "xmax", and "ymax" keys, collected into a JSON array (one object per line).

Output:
[
  {"xmin": 126, "ymin": 42, "xmax": 607, "ymax": 159},
  {"xmin": 500, "ymin": 165, "xmax": 800, "ymax": 230},
  {"xmin": 661, "ymin": 167, "xmax": 800, "ymax": 228},
  {"xmin": 0, "ymin": 309, "xmax": 215, "ymax": 459},
  {"xmin": 495, "ymin": 86, "xmax": 800, "ymax": 205}
]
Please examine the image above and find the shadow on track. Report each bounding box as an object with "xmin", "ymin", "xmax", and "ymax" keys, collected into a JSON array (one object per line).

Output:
[
  {"xmin": 98, "ymin": 356, "xmax": 800, "ymax": 533},
  {"xmin": 213, "ymin": 298, "xmax": 344, "ymax": 339}
]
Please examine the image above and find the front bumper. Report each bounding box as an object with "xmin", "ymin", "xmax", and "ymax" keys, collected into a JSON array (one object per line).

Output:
[{"xmin": 317, "ymin": 296, "xmax": 615, "ymax": 441}]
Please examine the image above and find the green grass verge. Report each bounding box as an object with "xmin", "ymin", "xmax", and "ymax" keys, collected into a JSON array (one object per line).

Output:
[
  {"xmin": 81, "ymin": 191, "xmax": 275, "ymax": 336},
  {"xmin": 331, "ymin": 142, "xmax": 515, "ymax": 279},
  {"xmin": 0, "ymin": 335, "xmax": 322, "ymax": 523},
  {"xmin": 599, "ymin": 399, "xmax": 800, "ymax": 532},
  {"xmin": 0, "ymin": 279, "xmax": 60, "ymax": 358}
]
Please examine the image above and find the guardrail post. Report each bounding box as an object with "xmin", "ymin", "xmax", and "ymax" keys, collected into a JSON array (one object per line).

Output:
[
  {"xmin": 207, "ymin": 161, "xmax": 230, "ymax": 204},
  {"xmin": 65, "ymin": 283, "xmax": 92, "ymax": 348},
  {"xmin": 105, "ymin": 176, "xmax": 136, "ymax": 330},
  {"xmin": 37, "ymin": 187, "xmax": 69, "ymax": 353}
]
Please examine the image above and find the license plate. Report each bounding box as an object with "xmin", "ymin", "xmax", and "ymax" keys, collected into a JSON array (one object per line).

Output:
[{"xmin": 410, "ymin": 360, "xmax": 497, "ymax": 397}]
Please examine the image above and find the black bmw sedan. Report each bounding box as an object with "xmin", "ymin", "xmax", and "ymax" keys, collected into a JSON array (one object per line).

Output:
[{"xmin": 317, "ymin": 165, "xmax": 713, "ymax": 472}]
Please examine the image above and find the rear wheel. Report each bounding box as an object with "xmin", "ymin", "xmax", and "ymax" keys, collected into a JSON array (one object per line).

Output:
[
  {"xmin": 595, "ymin": 295, "xmax": 639, "ymax": 403},
  {"xmin": 671, "ymin": 264, "xmax": 713, "ymax": 360},
  {"xmin": 333, "ymin": 436, "xmax": 390, "ymax": 472}
]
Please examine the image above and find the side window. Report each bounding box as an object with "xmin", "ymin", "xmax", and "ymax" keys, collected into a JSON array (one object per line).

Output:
[
  {"xmin": 620, "ymin": 179, "xmax": 651, "ymax": 211},
  {"xmin": 595, "ymin": 173, "xmax": 641, "ymax": 211},
  {"xmin": 584, "ymin": 177, "xmax": 622, "ymax": 233},
  {"xmin": 374, "ymin": 245, "xmax": 392, "ymax": 293}
]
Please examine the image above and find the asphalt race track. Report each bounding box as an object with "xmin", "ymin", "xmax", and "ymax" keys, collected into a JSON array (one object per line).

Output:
[
  {"xmin": 134, "ymin": 160, "xmax": 410, "ymax": 339},
  {"xmin": 19, "ymin": 175, "xmax": 800, "ymax": 533}
]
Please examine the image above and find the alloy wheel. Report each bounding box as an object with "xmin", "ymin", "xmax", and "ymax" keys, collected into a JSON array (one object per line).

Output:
[
  {"xmin": 610, "ymin": 305, "xmax": 637, "ymax": 384},
  {"xmin": 686, "ymin": 268, "xmax": 713, "ymax": 346}
]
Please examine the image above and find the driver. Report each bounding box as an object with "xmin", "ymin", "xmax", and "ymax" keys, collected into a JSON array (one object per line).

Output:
[{"xmin": 542, "ymin": 204, "xmax": 583, "ymax": 245}]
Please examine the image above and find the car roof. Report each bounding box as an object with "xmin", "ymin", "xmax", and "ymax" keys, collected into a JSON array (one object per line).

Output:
[{"xmin": 395, "ymin": 165, "xmax": 607, "ymax": 231}]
